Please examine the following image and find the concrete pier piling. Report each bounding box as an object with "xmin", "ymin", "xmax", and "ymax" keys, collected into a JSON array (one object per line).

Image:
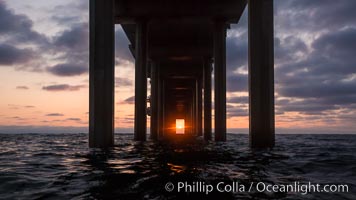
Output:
[
  {"xmin": 89, "ymin": 0, "xmax": 115, "ymax": 148},
  {"xmin": 248, "ymin": 0, "xmax": 275, "ymax": 148}
]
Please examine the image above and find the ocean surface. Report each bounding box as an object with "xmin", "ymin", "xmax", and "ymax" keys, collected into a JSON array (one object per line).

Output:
[{"xmin": 0, "ymin": 133, "xmax": 355, "ymax": 200}]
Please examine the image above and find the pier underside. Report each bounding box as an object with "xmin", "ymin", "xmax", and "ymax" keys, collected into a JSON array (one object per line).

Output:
[{"xmin": 89, "ymin": 0, "xmax": 275, "ymax": 148}]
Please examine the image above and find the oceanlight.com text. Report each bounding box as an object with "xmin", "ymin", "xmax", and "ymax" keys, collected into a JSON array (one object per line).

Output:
[{"xmin": 165, "ymin": 181, "xmax": 349, "ymax": 195}]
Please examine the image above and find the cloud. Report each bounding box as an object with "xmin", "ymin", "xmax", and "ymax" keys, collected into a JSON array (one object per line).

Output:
[
  {"xmin": 37, "ymin": 22, "xmax": 90, "ymax": 78},
  {"xmin": 51, "ymin": 16, "xmax": 82, "ymax": 25},
  {"xmin": 0, "ymin": 1, "xmax": 48, "ymax": 45},
  {"xmin": 214, "ymin": 0, "xmax": 356, "ymax": 121},
  {"xmin": 115, "ymin": 77, "xmax": 132, "ymax": 87},
  {"xmin": 35, "ymin": 23, "xmax": 90, "ymax": 77},
  {"xmin": 16, "ymin": 86, "xmax": 29, "ymax": 90},
  {"xmin": 274, "ymin": 36, "xmax": 308, "ymax": 65},
  {"xmin": 276, "ymin": 98, "xmax": 337, "ymax": 114},
  {"xmin": 8, "ymin": 104, "xmax": 34, "ymax": 109},
  {"xmin": 270, "ymin": 0, "xmax": 356, "ymax": 118},
  {"xmin": 53, "ymin": 23, "xmax": 88, "ymax": 51},
  {"xmin": 227, "ymin": 96, "xmax": 248, "ymax": 104},
  {"xmin": 122, "ymin": 96, "xmax": 135, "ymax": 104},
  {"xmin": 275, "ymin": 28, "xmax": 356, "ymax": 114},
  {"xmin": 278, "ymin": 79, "xmax": 356, "ymax": 99},
  {"xmin": 226, "ymin": 32, "xmax": 248, "ymax": 73},
  {"xmin": 65, "ymin": 118, "xmax": 81, "ymax": 121},
  {"xmin": 9, "ymin": 116, "xmax": 27, "ymax": 121},
  {"xmin": 115, "ymin": 27, "xmax": 134, "ymax": 65},
  {"xmin": 227, "ymin": 73, "xmax": 248, "ymax": 92},
  {"xmin": 47, "ymin": 63, "xmax": 88, "ymax": 76},
  {"xmin": 46, "ymin": 113, "xmax": 64, "ymax": 117},
  {"xmin": 276, "ymin": 0, "xmax": 356, "ymax": 31},
  {"xmin": 0, "ymin": 44, "xmax": 35, "ymax": 66},
  {"xmin": 307, "ymin": 28, "xmax": 356, "ymax": 75},
  {"xmin": 0, "ymin": 2, "xmax": 48, "ymax": 71},
  {"xmin": 42, "ymin": 84, "xmax": 86, "ymax": 92},
  {"xmin": 50, "ymin": 0, "xmax": 88, "ymax": 23},
  {"xmin": 227, "ymin": 106, "xmax": 248, "ymax": 118}
]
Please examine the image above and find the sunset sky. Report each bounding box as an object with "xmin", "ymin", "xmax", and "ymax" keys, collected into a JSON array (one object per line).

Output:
[{"xmin": 0, "ymin": 0, "xmax": 355, "ymax": 134}]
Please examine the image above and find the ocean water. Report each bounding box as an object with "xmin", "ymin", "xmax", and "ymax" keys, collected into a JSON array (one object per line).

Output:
[{"xmin": 0, "ymin": 133, "xmax": 355, "ymax": 200}]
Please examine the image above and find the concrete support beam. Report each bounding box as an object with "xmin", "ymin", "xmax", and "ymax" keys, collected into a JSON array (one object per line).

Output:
[
  {"xmin": 157, "ymin": 68, "xmax": 163, "ymax": 139},
  {"xmin": 134, "ymin": 21, "xmax": 148, "ymax": 141},
  {"xmin": 150, "ymin": 63, "xmax": 158, "ymax": 140},
  {"xmin": 193, "ymin": 80, "xmax": 198, "ymax": 135},
  {"xmin": 197, "ymin": 78, "xmax": 203, "ymax": 136},
  {"xmin": 161, "ymin": 80, "xmax": 166, "ymax": 137},
  {"xmin": 214, "ymin": 21, "xmax": 227, "ymax": 141},
  {"xmin": 89, "ymin": 0, "xmax": 115, "ymax": 148},
  {"xmin": 204, "ymin": 59, "xmax": 212, "ymax": 140},
  {"xmin": 248, "ymin": 0, "xmax": 275, "ymax": 148}
]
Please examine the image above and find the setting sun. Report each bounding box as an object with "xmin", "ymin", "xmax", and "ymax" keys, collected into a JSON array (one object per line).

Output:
[{"xmin": 176, "ymin": 119, "xmax": 185, "ymax": 134}]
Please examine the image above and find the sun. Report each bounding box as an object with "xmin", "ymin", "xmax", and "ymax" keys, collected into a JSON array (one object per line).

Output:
[{"xmin": 176, "ymin": 119, "xmax": 185, "ymax": 134}]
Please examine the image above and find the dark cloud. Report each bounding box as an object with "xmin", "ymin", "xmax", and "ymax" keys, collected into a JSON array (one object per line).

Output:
[
  {"xmin": 226, "ymin": 32, "xmax": 248, "ymax": 73},
  {"xmin": 51, "ymin": 0, "xmax": 88, "ymax": 18},
  {"xmin": 275, "ymin": 0, "xmax": 356, "ymax": 33},
  {"xmin": 8, "ymin": 104, "xmax": 34, "ymax": 109},
  {"xmin": 51, "ymin": 16, "xmax": 81, "ymax": 25},
  {"xmin": 276, "ymin": 98, "xmax": 337, "ymax": 115},
  {"xmin": 115, "ymin": 27, "xmax": 134, "ymax": 65},
  {"xmin": 307, "ymin": 28, "xmax": 356, "ymax": 75},
  {"xmin": 115, "ymin": 117, "xmax": 134, "ymax": 125},
  {"xmin": 277, "ymin": 0, "xmax": 356, "ymax": 30},
  {"xmin": 227, "ymin": 96, "xmax": 248, "ymax": 104},
  {"xmin": 276, "ymin": 92, "xmax": 356, "ymax": 116},
  {"xmin": 271, "ymin": 0, "xmax": 356, "ymax": 118},
  {"xmin": 0, "ymin": 2, "xmax": 47, "ymax": 71},
  {"xmin": 227, "ymin": 106, "xmax": 248, "ymax": 118},
  {"xmin": 0, "ymin": 44, "xmax": 34, "ymax": 65},
  {"xmin": 46, "ymin": 113, "xmax": 64, "ymax": 117},
  {"xmin": 45, "ymin": 23, "xmax": 89, "ymax": 76},
  {"xmin": 122, "ymin": 96, "xmax": 135, "ymax": 104},
  {"xmin": 227, "ymin": 73, "xmax": 248, "ymax": 92},
  {"xmin": 313, "ymin": 28, "xmax": 356, "ymax": 54},
  {"xmin": 75, "ymin": 0, "xmax": 89, "ymax": 11},
  {"xmin": 42, "ymin": 84, "xmax": 86, "ymax": 92},
  {"xmin": 65, "ymin": 118, "xmax": 81, "ymax": 121},
  {"xmin": 47, "ymin": 25, "xmax": 132, "ymax": 77},
  {"xmin": 274, "ymin": 36, "xmax": 308, "ymax": 65},
  {"xmin": 0, "ymin": 1, "xmax": 47, "ymax": 45},
  {"xmin": 16, "ymin": 86, "xmax": 29, "ymax": 90},
  {"xmin": 217, "ymin": 0, "xmax": 356, "ymax": 121},
  {"xmin": 47, "ymin": 63, "xmax": 88, "ymax": 76},
  {"xmin": 9, "ymin": 116, "xmax": 27, "ymax": 121},
  {"xmin": 54, "ymin": 23, "xmax": 88, "ymax": 51},
  {"xmin": 115, "ymin": 77, "xmax": 132, "ymax": 87},
  {"xmin": 275, "ymin": 28, "xmax": 356, "ymax": 111},
  {"xmin": 51, "ymin": 22, "xmax": 89, "ymax": 67},
  {"xmin": 278, "ymin": 79, "xmax": 356, "ymax": 99}
]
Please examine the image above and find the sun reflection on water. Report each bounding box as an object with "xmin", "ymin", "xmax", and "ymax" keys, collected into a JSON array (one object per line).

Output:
[{"xmin": 167, "ymin": 162, "xmax": 187, "ymax": 173}]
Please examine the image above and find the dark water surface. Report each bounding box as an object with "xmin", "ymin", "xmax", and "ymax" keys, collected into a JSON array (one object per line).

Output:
[{"xmin": 0, "ymin": 134, "xmax": 355, "ymax": 199}]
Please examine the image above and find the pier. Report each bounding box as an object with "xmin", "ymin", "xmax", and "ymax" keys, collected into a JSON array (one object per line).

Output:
[{"xmin": 89, "ymin": 0, "xmax": 275, "ymax": 148}]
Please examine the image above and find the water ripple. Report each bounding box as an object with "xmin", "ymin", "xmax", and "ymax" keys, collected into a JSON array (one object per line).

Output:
[{"xmin": 0, "ymin": 133, "xmax": 355, "ymax": 199}]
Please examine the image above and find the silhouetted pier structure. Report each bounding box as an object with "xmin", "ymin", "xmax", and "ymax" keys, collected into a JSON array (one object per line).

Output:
[{"xmin": 89, "ymin": 0, "xmax": 275, "ymax": 148}]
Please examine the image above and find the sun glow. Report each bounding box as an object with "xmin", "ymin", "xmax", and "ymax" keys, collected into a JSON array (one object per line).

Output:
[{"xmin": 176, "ymin": 119, "xmax": 185, "ymax": 134}]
